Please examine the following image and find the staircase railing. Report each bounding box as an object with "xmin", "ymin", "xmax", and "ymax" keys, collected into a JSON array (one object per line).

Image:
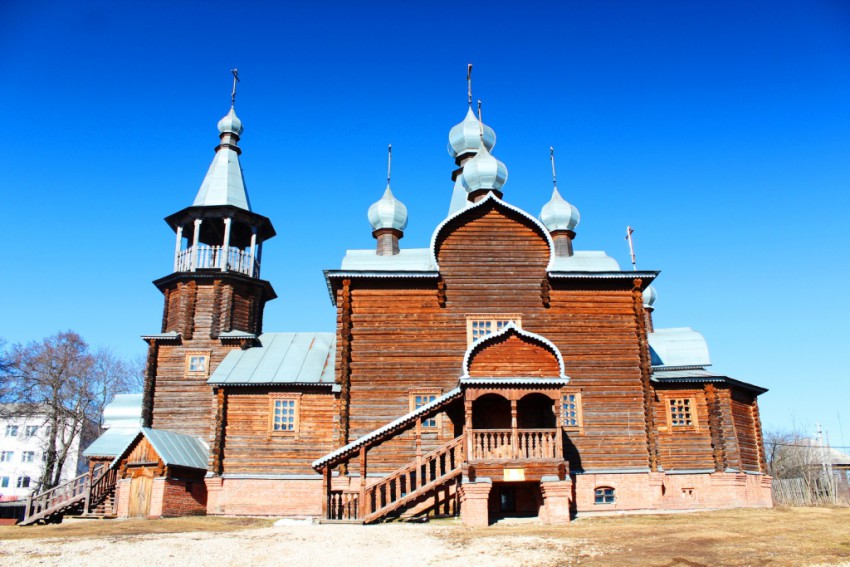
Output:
[
  {"xmin": 85, "ymin": 468, "xmax": 118, "ymax": 516},
  {"xmin": 21, "ymin": 473, "xmax": 89, "ymax": 525}
]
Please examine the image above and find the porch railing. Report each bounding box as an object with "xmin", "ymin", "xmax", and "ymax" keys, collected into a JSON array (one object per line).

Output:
[
  {"xmin": 176, "ymin": 245, "xmax": 259, "ymax": 277},
  {"xmin": 470, "ymin": 428, "xmax": 561, "ymax": 460}
]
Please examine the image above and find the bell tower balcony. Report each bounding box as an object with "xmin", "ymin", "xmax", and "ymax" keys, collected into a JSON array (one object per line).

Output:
[{"xmin": 175, "ymin": 244, "xmax": 260, "ymax": 277}]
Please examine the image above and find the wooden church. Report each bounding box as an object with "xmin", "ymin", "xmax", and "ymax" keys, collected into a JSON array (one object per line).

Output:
[{"xmin": 95, "ymin": 76, "xmax": 772, "ymax": 525}]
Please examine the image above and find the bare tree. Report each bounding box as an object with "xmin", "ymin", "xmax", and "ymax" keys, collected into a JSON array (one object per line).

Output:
[{"xmin": 0, "ymin": 331, "xmax": 141, "ymax": 490}]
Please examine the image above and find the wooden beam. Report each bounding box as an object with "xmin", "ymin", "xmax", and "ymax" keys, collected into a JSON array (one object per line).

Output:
[{"xmin": 359, "ymin": 446, "xmax": 368, "ymax": 520}]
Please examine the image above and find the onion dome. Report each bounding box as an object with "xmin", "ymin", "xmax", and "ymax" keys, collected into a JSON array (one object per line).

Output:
[
  {"xmin": 460, "ymin": 144, "xmax": 508, "ymax": 194},
  {"xmin": 217, "ymin": 107, "xmax": 243, "ymax": 136},
  {"xmin": 448, "ymin": 107, "xmax": 496, "ymax": 158},
  {"xmin": 539, "ymin": 187, "xmax": 580, "ymax": 232},
  {"xmin": 643, "ymin": 285, "xmax": 657, "ymax": 308},
  {"xmin": 368, "ymin": 185, "xmax": 408, "ymax": 231}
]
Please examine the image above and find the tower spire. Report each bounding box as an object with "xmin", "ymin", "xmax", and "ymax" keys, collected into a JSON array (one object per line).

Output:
[
  {"xmin": 467, "ymin": 63, "xmax": 473, "ymax": 107},
  {"xmin": 550, "ymin": 146, "xmax": 558, "ymax": 190},
  {"xmin": 230, "ymin": 68, "xmax": 239, "ymax": 108},
  {"xmin": 387, "ymin": 144, "xmax": 392, "ymax": 186}
]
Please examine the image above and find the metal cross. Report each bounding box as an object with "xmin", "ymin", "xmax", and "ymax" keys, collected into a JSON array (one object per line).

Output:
[
  {"xmin": 467, "ymin": 63, "xmax": 473, "ymax": 106},
  {"xmin": 626, "ymin": 226, "xmax": 637, "ymax": 271},
  {"xmin": 231, "ymin": 69, "xmax": 240, "ymax": 107}
]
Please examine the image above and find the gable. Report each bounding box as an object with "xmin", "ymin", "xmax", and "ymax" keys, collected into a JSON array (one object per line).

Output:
[{"xmin": 464, "ymin": 325, "xmax": 564, "ymax": 378}]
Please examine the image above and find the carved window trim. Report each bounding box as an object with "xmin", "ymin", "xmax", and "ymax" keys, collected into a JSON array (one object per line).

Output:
[
  {"xmin": 560, "ymin": 389, "xmax": 583, "ymax": 430},
  {"xmin": 409, "ymin": 388, "xmax": 442, "ymax": 429},
  {"xmin": 465, "ymin": 314, "xmax": 522, "ymax": 345},
  {"xmin": 665, "ymin": 396, "xmax": 699, "ymax": 431},
  {"xmin": 269, "ymin": 393, "xmax": 301, "ymax": 435},
  {"xmin": 185, "ymin": 351, "xmax": 211, "ymax": 377}
]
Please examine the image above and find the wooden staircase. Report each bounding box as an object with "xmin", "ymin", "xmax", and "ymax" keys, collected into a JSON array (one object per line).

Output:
[
  {"xmin": 20, "ymin": 468, "xmax": 118, "ymax": 525},
  {"xmin": 327, "ymin": 435, "xmax": 464, "ymax": 524}
]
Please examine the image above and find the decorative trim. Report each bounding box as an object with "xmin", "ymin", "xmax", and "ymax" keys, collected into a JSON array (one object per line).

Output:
[
  {"xmin": 269, "ymin": 393, "xmax": 301, "ymax": 435},
  {"xmin": 460, "ymin": 322, "xmax": 567, "ymax": 379}
]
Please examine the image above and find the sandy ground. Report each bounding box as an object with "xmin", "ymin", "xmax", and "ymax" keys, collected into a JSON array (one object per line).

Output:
[
  {"xmin": 2, "ymin": 508, "xmax": 850, "ymax": 567},
  {"xmin": 0, "ymin": 520, "xmax": 604, "ymax": 567}
]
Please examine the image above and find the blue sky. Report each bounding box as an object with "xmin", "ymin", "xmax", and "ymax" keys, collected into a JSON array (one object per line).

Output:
[{"xmin": 2, "ymin": 1, "xmax": 849, "ymax": 445}]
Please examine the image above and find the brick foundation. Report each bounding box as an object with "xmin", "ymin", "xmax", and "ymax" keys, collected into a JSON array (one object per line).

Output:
[
  {"xmin": 205, "ymin": 477, "xmax": 324, "ymax": 516},
  {"xmin": 459, "ymin": 480, "xmax": 492, "ymax": 527},
  {"xmin": 539, "ymin": 479, "xmax": 573, "ymax": 524}
]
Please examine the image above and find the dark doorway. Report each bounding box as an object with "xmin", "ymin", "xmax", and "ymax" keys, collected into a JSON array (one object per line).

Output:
[
  {"xmin": 472, "ymin": 394, "xmax": 511, "ymax": 429},
  {"xmin": 489, "ymin": 482, "xmax": 542, "ymax": 520}
]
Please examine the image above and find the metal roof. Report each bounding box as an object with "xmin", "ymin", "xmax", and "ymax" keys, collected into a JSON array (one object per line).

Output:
[
  {"xmin": 141, "ymin": 331, "xmax": 181, "ymax": 341},
  {"xmin": 83, "ymin": 427, "xmax": 139, "ymax": 458},
  {"xmin": 102, "ymin": 393, "xmax": 142, "ymax": 429},
  {"xmin": 648, "ymin": 327, "xmax": 711, "ymax": 367},
  {"xmin": 208, "ymin": 332, "xmax": 336, "ymax": 386},
  {"xmin": 111, "ymin": 428, "xmax": 209, "ymax": 470},
  {"xmin": 193, "ymin": 109, "xmax": 251, "ymax": 211},
  {"xmin": 651, "ymin": 368, "xmax": 768, "ymax": 395},
  {"xmin": 549, "ymin": 251, "xmax": 620, "ymax": 272},
  {"xmin": 340, "ymin": 248, "xmax": 436, "ymax": 271},
  {"xmin": 312, "ymin": 387, "xmax": 463, "ymax": 470}
]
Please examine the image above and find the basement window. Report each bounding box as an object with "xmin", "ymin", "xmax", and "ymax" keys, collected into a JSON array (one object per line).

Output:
[
  {"xmin": 594, "ymin": 487, "xmax": 615, "ymax": 504},
  {"xmin": 466, "ymin": 315, "xmax": 521, "ymax": 345},
  {"xmin": 269, "ymin": 394, "xmax": 301, "ymax": 434}
]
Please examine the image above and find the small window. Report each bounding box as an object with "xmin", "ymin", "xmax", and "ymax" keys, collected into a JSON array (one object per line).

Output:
[
  {"xmin": 594, "ymin": 487, "xmax": 615, "ymax": 504},
  {"xmin": 24, "ymin": 425, "xmax": 38, "ymax": 437},
  {"xmin": 410, "ymin": 389, "xmax": 441, "ymax": 428},
  {"xmin": 466, "ymin": 315, "xmax": 521, "ymax": 345},
  {"xmin": 21, "ymin": 451, "xmax": 35, "ymax": 463},
  {"xmin": 667, "ymin": 398, "xmax": 696, "ymax": 429},
  {"xmin": 186, "ymin": 352, "xmax": 210, "ymax": 375},
  {"xmin": 16, "ymin": 476, "xmax": 30, "ymax": 489},
  {"xmin": 5, "ymin": 425, "xmax": 18, "ymax": 437},
  {"xmin": 0, "ymin": 476, "xmax": 8, "ymax": 488},
  {"xmin": 0, "ymin": 451, "xmax": 13, "ymax": 462},
  {"xmin": 561, "ymin": 391, "xmax": 582, "ymax": 429},
  {"xmin": 269, "ymin": 394, "xmax": 300, "ymax": 434}
]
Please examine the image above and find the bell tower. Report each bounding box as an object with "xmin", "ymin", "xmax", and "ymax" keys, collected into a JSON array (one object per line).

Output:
[{"xmin": 141, "ymin": 81, "xmax": 277, "ymax": 435}]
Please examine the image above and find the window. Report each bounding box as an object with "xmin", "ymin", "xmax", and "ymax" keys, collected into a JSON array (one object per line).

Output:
[
  {"xmin": 21, "ymin": 451, "xmax": 35, "ymax": 463},
  {"xmin": 0, "ymin": 476, "xmax": 8, "ymax": 488},
  {"xmin": 5, "ymin": 425, "xmax": 18, "ymax": 437},
  {"xmin": 594, "ymin": 487, "xmax": 615, "ymax": 504},
  {"xmin": 561, "ymin": 391, "xmax": 582, "ymax": 429},
  {"xmin": 16, "ymin": 476, "xmax": 30, "ymax": 489},
  {"xmin": 269, "ymin": 394, "xmax": 300, "ymax": 434},
  {"xmin": 24, "ymin": 425, "xmax": 38, "ymax": 437},
  {"xmin": 185, "ymin": 352, "xmax": 210, "ymax": 376},
  {"xmin": 682, "ymin": 488, "xmax": 695, "ymax": 498},
  {"xmin": 0, "ymin": 451, "xmax": 13, "ymax": 462},
  {"xmin": 410, "ymin": 390, "xmax": 441, "ymax": 428},
  {"xmin": 667, "ymin": 398, "xmax": 697, "ymax": 429},
  {"xmin": 466, "ymin": 315, "xmax": 521, "ymax": 345}
]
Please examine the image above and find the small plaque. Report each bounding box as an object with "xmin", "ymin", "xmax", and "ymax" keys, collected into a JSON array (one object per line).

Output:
[{"xmin": 503, "ymin": 468, "xmax": 525, "ymax": 481}]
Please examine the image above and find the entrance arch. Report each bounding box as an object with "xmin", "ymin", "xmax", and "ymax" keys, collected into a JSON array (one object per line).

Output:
[
  {"xmin": 472, "ymin": 394, "xmax": 511, "ymax": 429},
  {"xmin": 517, "ymin": 393, "xmax": 556, "ymax": 429}
]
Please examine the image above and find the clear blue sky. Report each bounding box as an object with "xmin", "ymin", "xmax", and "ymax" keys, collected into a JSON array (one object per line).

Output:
[{"xmin": 2, "ymin": 1, "xmax": 849, "ymax": 445}]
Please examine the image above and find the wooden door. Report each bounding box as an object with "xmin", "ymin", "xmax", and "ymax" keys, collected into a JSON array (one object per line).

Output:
[{"xmin": 128, "ymin": 470, "xmax": 153, "ymax": 518}]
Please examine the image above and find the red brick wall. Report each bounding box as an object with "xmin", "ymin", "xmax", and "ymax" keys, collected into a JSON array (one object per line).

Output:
[
  {"xmin": 206, "ymin": 477, "xmax": 322, "ymax": 516},
  {"xmin": 161, "ymin": 478, "xmax": 207, "ymax": 517}
]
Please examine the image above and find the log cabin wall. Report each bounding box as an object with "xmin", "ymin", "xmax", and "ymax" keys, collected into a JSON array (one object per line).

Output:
[
  {"xmin": 219, "ymin": 387, "xmax": 337, "ymax": 475},
  {"xmin": 340, "ymin": 202, "xmax": 652, "ymax": 473},
  {"xmin": 652, "ymin": 386, "xmax": 716, "ymax": 471},
  {"xmin": 148, "ymin": 276, "xmax": 270, "ymax": 438},
  {"xmin": 730, "ymin": 389, "xmax": 763, "ymax": 473}
]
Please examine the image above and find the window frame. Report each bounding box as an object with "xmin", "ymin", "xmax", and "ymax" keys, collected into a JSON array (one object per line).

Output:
[
  {"xmin": 16, "ymin": 476, "xmax": 30, "ymax": 489},
  {"xmin": 409, "ymin": 389, "xmax": 442, "ymax": 429},
  {"xmin": 268, "ymin": 393, "xmax": 301, "ymax": 435},
  {"xmin": 0, "ymin": 451, "xmax": 13, "ymax": 463},
  {"xmin": 21, "ymin": 451, "xmax": 35, "ymax": 463},
  {"xmin": 5, "ymin": 425, "xmax": 18, "ymax": 437},
  {"xmin": 594, "ymin": 486, "xmax": 616, "ymax": 505},
  {"xmin": 665, "ymin": 396, "xmax": 699, "ymax": 431},
  {"xmin": 560, "ymin": 390, "xmax": 583, "ymax": 431},
  {"xmin": 465, "ymin": 314, "xmax": 522, "ymax": 345},
  {"xmin": 185, "ymin": 351, "xmax": 211, "ymax": 377},
  {"xmin": 0, "ymin": 476, "xmax": 8, "ymax": 488},
  {"xmin": 24, "ymin": 425, "xmax": 38, "ymax": 437}
]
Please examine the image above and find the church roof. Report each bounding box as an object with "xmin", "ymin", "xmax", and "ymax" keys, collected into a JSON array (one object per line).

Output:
[
  {"xmin": 648, "ymin": 327, "xmax": 711, "ymax": 368},
  {"xmin": 83, "ymin": 427, "xmax": 139, "ymax": 458},
  {"xmin": 208, "ymin": 332, "xmax": 336, "ymax": 386},
  {"xmin": 192, "ymin": 107, "xmax": 251, "ymax": 210},
  {"xmin": 110, "ymin": 428, "xmax": 209, "ymax": 470},
  {"xmin": 651, "ymin": 367, "xmax": 768, "ymax": 395}
]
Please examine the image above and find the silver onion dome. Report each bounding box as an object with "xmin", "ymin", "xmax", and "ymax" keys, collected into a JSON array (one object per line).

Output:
[
  {"xmin": 539, "ymin": 187, "xmax": 580, "ymax": 232},
  {"xmin": 368, "ymin": 185, "xmax": 408, "ymax": 231},
  {"xmin": 460, "ymin": 143, "xmax": 508, "ymax": 194},
  {"xmin": 448, "ymin": 107, "xmax": 496, "ymax": 158},
  {"xmin": 217, "ymin": 107, "xmax": 243, "ymax": 136}
]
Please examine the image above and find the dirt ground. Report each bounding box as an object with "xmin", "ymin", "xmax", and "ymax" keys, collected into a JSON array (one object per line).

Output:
[{"xmin": 0, "ymin": 507, "xmax": 848, "ymax": 566}]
